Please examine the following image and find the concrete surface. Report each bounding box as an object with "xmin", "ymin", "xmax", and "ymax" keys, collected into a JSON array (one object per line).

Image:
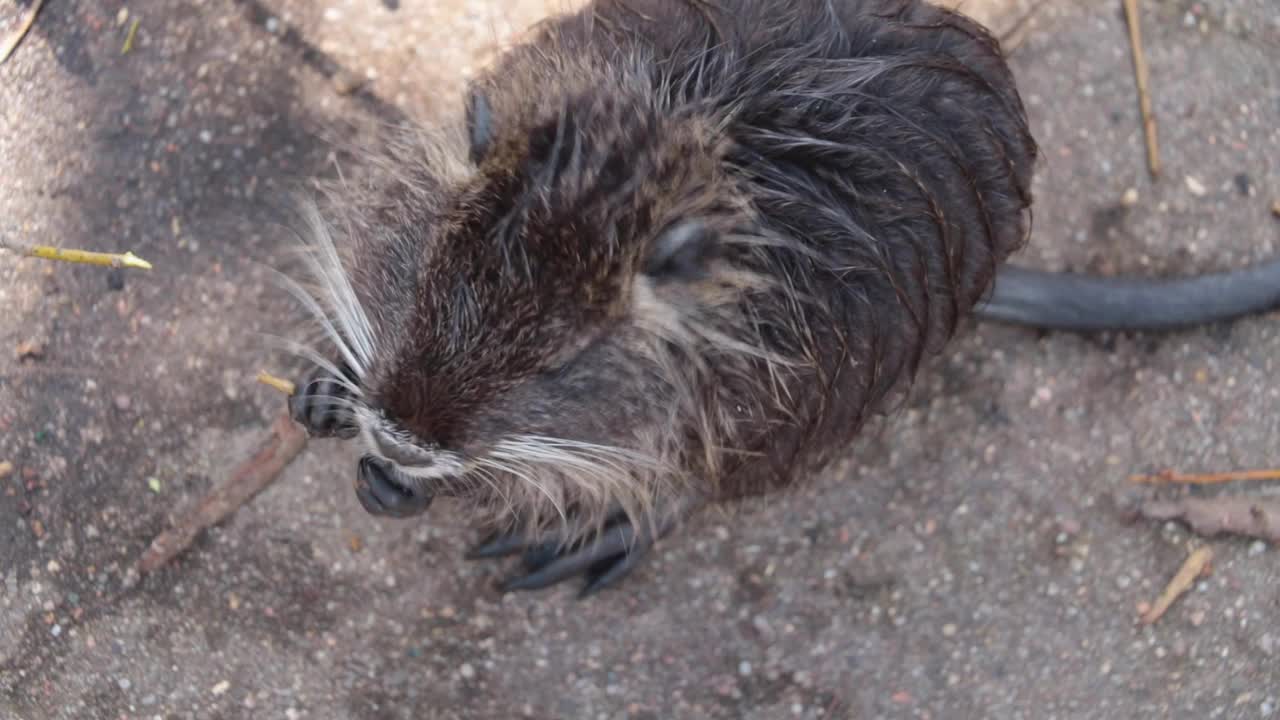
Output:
[{"xmin": 1, "ymin": 0, "xmax": 1278, "ymax": 718}]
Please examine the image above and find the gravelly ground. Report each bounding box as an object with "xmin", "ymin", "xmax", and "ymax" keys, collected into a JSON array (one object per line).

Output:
[{"xmin": 1, "ymin": 0, "xmax": 1277, "ymax": 719}]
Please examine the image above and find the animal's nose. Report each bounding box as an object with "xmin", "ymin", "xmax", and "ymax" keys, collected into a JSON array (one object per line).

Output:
[
  {"xmin": 355, "ymin": 455, "xmax": 433, "ymax": 518},
  {"xmin": 372, "ymin": 433, "xmax": 436, "ymax": 467}
]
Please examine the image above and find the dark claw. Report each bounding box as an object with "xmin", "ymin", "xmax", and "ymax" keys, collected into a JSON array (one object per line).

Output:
[
  {"xmin": 289, "ymin": 363, "xmax": 360, "ymax": 439},
  {"xmin": 468, "ymin": 512, "xmax": 674, "ymax": 597},
  {"xmin": 355, "ymin": 455, "xmax": 433, "ymax": 518},
  {"xmin": 465, "ymin": 530, "xmax": 533, "ymax": 560}
]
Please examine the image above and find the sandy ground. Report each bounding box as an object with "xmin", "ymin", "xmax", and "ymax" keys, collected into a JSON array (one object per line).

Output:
[{"xmin": 1, "ymin": 0, "xmax": 1278, "ymax": 718}]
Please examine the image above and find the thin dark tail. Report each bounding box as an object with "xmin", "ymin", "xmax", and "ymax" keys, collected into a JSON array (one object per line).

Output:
[{"xmin": 976, "ymin": 258, "xmax": 1280, "ymax": 332}]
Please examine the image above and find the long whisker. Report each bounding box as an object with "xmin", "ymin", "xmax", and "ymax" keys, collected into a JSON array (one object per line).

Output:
[
  {"xmin": 256, "ymin": 333, "xmax": 365, "ymax": 398},
  {"xmin": 263, "ymin": 265, "xmax": 368, "ymax": 379}
]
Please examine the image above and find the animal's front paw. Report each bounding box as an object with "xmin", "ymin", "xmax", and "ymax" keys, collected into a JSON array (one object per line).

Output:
[
  {"xmin": 467, "ymin": 511, "xmax": 676, "ymax": 598},
  {"xmin": 287, "ymin": 363, "xmax": 360, "ymax": 439}
]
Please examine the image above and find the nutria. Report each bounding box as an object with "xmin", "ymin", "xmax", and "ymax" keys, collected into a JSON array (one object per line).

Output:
[{"xmin": 274, "ymin": 0, "xmax": 1280, "ymax": 597}]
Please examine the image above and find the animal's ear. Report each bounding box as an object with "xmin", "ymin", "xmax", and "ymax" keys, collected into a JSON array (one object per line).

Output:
[
  {"xmin": 465, "ymin": 86, "xmax": 493, "ymax": 164},
  {"xmin": 642, "ymin": 219, "xmax": 720, "ymax": 281}
]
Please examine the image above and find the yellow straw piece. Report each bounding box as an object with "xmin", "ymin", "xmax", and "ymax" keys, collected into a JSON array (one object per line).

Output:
[
  {"xmin": 23, "ymin": 244, "xmax": 153, "ymax": 270},
  {"xmin": 256, "ymin": 371, "xmax": 297, "ymax": 396},
  {"xmin": 122, "ymin": 18, "xmax": 140, "ymax": 55}
]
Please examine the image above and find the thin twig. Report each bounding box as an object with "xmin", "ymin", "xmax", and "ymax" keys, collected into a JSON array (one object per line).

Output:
[
  {"xmin": 998, "ymin": 0, "xmax": 1052, "ymax": 55},
  {"xmin": 256, "ymin": 370, "xmax": 297, "ymax": 396},
  {"xmin": 1129, "ymin": 468, "xmax": 1280, "ymax": 486},
  {"xmin": 1140, "ymin": 496, "xmax": 1280, "ymax": 544},
  {"xmin": 135, "ymin": 411, "xmax": 308, "ymax": 574},
  {"xmin": 1122, "ymin": 0, "xmax": 1160, "ymax": 178},
  {"xmin": 0, "ymin": 237, "xmax": 153, "ymax": 270},
  {"xmin": 0, "ymin": 0, "xmax": 46, "ymax": 64},
  {"xmin": 1139, "ymin": 546, "xmax": 1212, "ymax": 625},
  {"xmin": 121, "ymin": 17, "xmax": 140, "ymax": 55}
]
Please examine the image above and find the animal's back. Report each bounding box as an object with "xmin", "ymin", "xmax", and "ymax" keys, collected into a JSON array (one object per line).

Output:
[{"xmin": 471, "ymin": 0, "xmax": 1038, "ymax": 491}]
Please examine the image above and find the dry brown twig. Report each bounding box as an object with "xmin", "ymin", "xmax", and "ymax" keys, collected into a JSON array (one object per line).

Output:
[
  {"xmin": 1122, "ymin": 0, "xmax": 1161, "ymax": 178},
  {"xmin": 135, "ymin": 410, "xmax": 307, "ymax": 574},
  {"xmin": 0, "ymin": 0, "xmax": 45, "ymax": 64},
  {"xmin": 1140, "ymin": 496, "xmax": 1280, "ymax": 545},
  {"xmin": 998, "ymin": 0, "xmax": 1052, "ymax": 55},
  {"xmin": 1130, "ymin": 468, "xmax": 1280, "ymax": 486},
  {"xmin": 1139, "ymin": 546, "xmax": 1212, "ymax": 625}
]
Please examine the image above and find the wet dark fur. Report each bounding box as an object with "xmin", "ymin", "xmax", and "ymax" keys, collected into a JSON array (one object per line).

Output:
[{"xmin": 283, "ymin": 0, "xmax": 1036, "ymax": 573}]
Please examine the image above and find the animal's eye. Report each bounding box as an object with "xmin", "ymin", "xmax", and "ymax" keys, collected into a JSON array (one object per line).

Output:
[{"xmin": 643, "ymin": 219, "xmax": 720, "ymax": 281}]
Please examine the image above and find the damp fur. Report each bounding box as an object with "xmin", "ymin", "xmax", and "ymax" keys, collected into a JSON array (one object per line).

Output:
[{"xmin": 270, "ymin": 0, "xmax": 1038, "ymax": 549}]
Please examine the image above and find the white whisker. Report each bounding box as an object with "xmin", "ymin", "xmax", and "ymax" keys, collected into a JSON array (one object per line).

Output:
[
  {"xmin": 256, "ymin": 333, "xmax": 365, "ymax": 397},
  {"xmin": 296, "ymin": 204, "xmax": 378, "ymax": 372},
  {"xmin": 263, "ymin": 265, "xmax": 368, "ymax": 379}
]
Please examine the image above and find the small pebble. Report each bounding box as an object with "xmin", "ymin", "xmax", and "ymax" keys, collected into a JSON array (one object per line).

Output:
[
  {"xmin": 117, "ymin": 678, "xmax": 132, "ymax": 691},
  {"xmin": 265, "ymin": 17, "xmax": 280, "ymax": 33},
  {"xmin": 1121, "ymin": 187, "xmax": 1139, "ymax": 207},
  {"xmin": 942, "ymin": 623, "xmax": 958, "ymax": 637},
  {"xmin": 1249, "ymin": 540, "xmax": 1268, "ymax": 556},
  {"xmin": 1185, "ymin": 176, "xmax": 1207, "ymax": 197},
  {"xmin": 1259, "ymin": 633, "xmax": 1276, "ymax": 656},
  {"xmin": 0, "ymin": 461, "xmax": 12, "ymax": 480},
  {"xmin": 199, "ymin": 130, "xmax": 213, "ymax": 144},
  {"xmin": 106, "ymin": 268, "xmax": 125, "ymax": 292},
  {"xmin": 211, "ymin": 680, "xmax": 230, "ymax": 695},
  {"xmin": 114, "ymin": 395, "xmax": 131, "ymax": 411},
  {"xmin": 1233, "ymin": 173, "xmax": 1252, "ymax": 196},
  {"xmin": 738, "ymin": 661, "xmax": 752, "ymax": 677},
  {"xmin": 459, "ymin": 663, "xmax": 475, "ymax": 680}
]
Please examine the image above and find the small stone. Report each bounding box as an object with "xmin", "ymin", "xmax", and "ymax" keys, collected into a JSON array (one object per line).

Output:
[
  {"xmin": 332, "ymin": 71, "xmax": 364, "ymax": 96},
  {"xmin": 15, "ymin": 339, "xmax": 44, "ymax": 361},
  {"xmin": 942, "ymin": 623, "xmax": 958, "ymax": 637},
  {"xmin": 1271, "ymin": 200, "xmax": 1280, "ymax": 218},
  {"xmin": 1233, "ymin": 173, "xmax": 1252, "ymax": 196},
  {"xmin": 199, "ymin": 130, "xmax": 213, "ymax": 144},
  {"xmin": 1121, "ymin": 187, "xmax": 1139, "ymax": 207},
  {"xmin": 0, "ymin": 461, "xmax": 12, "ymax": 479},
  {"xmin": 265, "ymin": 17, "xmax": 280, "ymax": 33},
  {"xmin": 1185, "ymin": 176, "xmax": 1207, "ymax": 197},
  {"xmin": 116, "ymin": 8, "xmax": 129, "ymax": 26},
  {"xmin": 459, "ymin": 663, "xmax": 475, "ymax": 680},
  {"xmin": 323, "ymin": 7, "xmax": 341, "ymax": 21},
  {"xmin": 46, "ymin": 560, "xmax": 60, "ymax": 573},
  {"xmin": 50, "ymin": 624, "xmax": 62, "ymax": 637},
  {"xmin": 114, "ymin": 395, "xmax": 131, "ymax": 411},
  {"xmin": 117, "ymin": 678, "xmax": 132, "ymax": 691},
  {"xmin": 1249, "ymin": 540, "xmax": 1268, "ymax": 556},
  {"xmin": 738, "ymin": 661, "xmax": 752, "ymax": 676},
  {"xmin": 1189, "ymin": 610, "xmax": 1207, "ymax": 627},
  {"xmin": 211, "ymin": 680, "xmax": 231, "ymax": 695},
  {"xmin": 285, "ymin": 709, "xmax": 301, "ymax": 720},
  {"xmin": 1258, "ymin": 633, "xmax": 1276, "ymax": 656}
]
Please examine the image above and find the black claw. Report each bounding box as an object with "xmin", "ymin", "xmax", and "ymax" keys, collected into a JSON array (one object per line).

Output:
[
  {"xmin": 470, "ymin": 512, "xmax": 673, "ymax": 597},
  {"xmin": 465, "ymin": 531, "xmax": 530, "ymax": 559},
  {"xmin": 579, "ymin": 550, "xmax": 646, "ymax": 599}
]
